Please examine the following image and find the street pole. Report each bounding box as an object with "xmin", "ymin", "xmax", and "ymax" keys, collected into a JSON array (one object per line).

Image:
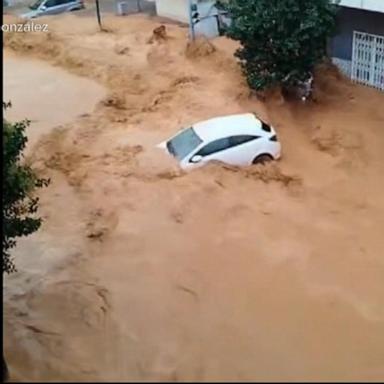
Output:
[
  {"xmin": 95, "ymin": 0, "xmax": 102, "ymax": 30},
  {"xmin": 188, "ymin": 0, "xmax": 195, "ymax": 41}
]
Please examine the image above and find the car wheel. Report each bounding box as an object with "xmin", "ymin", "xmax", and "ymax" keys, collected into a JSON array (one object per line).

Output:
[{"xmin": 252, "ymin": 154, "xmax": 273, "ymax": 165}]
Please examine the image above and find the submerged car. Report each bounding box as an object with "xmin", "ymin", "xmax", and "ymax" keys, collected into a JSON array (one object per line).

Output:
[
  {"xmin": 157, "ymin": 113, "xmax": 281, "ymax": 171},
  {"xmin": 21, "ymin": 0, "xmax": 84, "ymax": 19}
]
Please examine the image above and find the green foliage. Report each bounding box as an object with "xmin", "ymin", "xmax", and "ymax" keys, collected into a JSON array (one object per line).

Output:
[
  {"xmin": 220, "ymin": 0, "xmax": 339, "ymax": 91},
  {"xmin": 2, "ymin": 102, "xmax": 50, "ymax": 274}
]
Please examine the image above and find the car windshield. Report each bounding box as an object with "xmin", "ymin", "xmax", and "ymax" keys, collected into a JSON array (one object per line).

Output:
[
  {"xmin": 167, "ymin": 127, "xmax": 203, "ymax": 161},
  {"xmin": 29, "ymin": 0, "xmax": 45, "ymax": 10}
]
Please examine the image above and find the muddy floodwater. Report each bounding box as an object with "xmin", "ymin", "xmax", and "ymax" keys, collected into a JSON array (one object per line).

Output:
[
  {"xmin": 4, "ymin": 53, "xmax": 106, "ymax": 149},
  {"xmin": 3, "ymin": 14, "xmax": 384, "ymax": 382}
]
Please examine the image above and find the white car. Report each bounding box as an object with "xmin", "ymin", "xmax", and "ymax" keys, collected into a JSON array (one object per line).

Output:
[
  {"xmin": 20, "ymin": 0, "xmax": 84, "ymax": 19},
  {"xmin": 157, "ymin": 113, "xmax": 281, "ymax": 170}
]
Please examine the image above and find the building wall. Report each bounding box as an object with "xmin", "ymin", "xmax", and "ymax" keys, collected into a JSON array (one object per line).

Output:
[
  {"xmin": 155, "ymin": 0, "xmax": 190, "ymax": 22},
  {"xmin": 155, "ymin": 0, "xmax": 220, "ymax": 38},
  {"xmin": 154, "ymin": 1, "xmax": 384, "ymax": 61},
  {"xmin": 338, "ymin": 0, "xmax": 384, "ymax": 13},
  {"xmin": 331, "ymin": 7, "xmax": 384, "ymax": 61}
]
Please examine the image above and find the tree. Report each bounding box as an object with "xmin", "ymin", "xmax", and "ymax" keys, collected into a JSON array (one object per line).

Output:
[
  {"xmin": 219, "ymin": 0, "xmax": 339, "ymax": 95},
  {"xmin": 2, "ymin": 102, "xmax": 50, "ymax": 274}
]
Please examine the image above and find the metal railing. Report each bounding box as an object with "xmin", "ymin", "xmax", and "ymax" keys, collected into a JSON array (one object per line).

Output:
[{"xmin": 351, "ymin": 31, "xmax": 384, "ymax": 91}]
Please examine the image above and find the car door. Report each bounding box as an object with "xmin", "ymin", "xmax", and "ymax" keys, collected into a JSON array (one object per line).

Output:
[
  {"xmin": 40, "ymin": 0, "xmax": 69, "ymax": 14},
  {"xmin": 182, "ymin": 137, "xmax": 230, "ymax": 169},
  {"xmin": 39, "ymin": 0, "xmax": 59, "ymax": 15},
  {"xmin": 225, "ymin": 135, "xmax": 262, "ymax": 165},
  {"xmin": 186, "ymin": 135, "xmax": 260, "ymax": 168},
  {"xmin": 59, "ymin": 0, "xmax": 80, "ymax": 12},
  {"xmin": 52, "ymin": 0, "xmax": 76, "ymax": 13}
]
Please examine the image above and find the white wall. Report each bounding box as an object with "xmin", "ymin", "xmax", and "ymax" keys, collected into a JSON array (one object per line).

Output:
[
  {"xmin": 155, "ymin": 0, "xmax": 217, "ymax": 22},
  {"xmin": 155, "ymin": 0, "xmax": 220, "ymax": 38},
  {"xmin": 155, "ymin": 0, "xmax": 190, "ymax": 23},
  {"xmin": 338, "ymin": 0, "xmax": 384, "ymax": 13}
]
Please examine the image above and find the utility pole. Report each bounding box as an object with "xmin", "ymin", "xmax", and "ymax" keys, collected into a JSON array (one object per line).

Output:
[
  {"xmin": 188, "ymin": 0, "xmax": 196, "ymax": 41},
  {"xmin": 95, "ymin": 0, "xmax": 102, "ymax": 30}
]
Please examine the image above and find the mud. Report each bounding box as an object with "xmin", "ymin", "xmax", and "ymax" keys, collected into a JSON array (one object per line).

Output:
[{"xmin": 3, "ymin": 13, "xmax": 384, "ymax": 382}]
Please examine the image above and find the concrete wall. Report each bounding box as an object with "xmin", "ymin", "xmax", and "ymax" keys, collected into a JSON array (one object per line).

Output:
[
  {"xmin": 194, "ymin": 1, "xmax": 220, "ymax": 38},
  {"xmin": 155, "ymin": 0, "xmax": 220, "ymax": 38},
  {"xmin": 331, "ymin": 7, "xmax": 384, "ymax": 60},
  {"xmin": 155, "ymin": 0, "xmax": 190, "ymax": 22},
  {"xmin": 338, "ymin": 0, "xmax": 384, "ymax": 13}
]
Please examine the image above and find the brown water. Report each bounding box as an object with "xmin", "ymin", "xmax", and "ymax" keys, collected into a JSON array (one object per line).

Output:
[
  {"xmin": 4, "ymin": 53, "xmax": 106, "ymax": 150},
  {"xmin": 3, "ymin": 14, "xmax": 384, "ymax": 382}
]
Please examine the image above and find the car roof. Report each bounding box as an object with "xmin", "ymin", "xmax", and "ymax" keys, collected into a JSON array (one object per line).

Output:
[{"xmin": 192, "ymin": 113, "xmax": 268, "ymax": 142}]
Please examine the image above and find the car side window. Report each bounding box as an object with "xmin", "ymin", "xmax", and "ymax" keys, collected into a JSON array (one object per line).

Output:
[
  {"xmin": 45, "ymin": 0, "xmax": 57, "ymax": 7},
  {"xmin": 54, "ymin": 0, "xmax": 72, "ymax": 5},
  {"xmin": 261, "ymin": 121, "xmax": 272, "ymax": 132},
  {"xmin": 229, "ymin": 135, "xmax": 259, "ymax": 147},
  {"xmin": 196, "ymin": 138, "xmax": 231, "ymax": 157}
]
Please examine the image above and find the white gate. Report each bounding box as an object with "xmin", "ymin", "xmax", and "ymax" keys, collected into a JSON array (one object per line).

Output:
[{"xmin": 351, "ymin": 31, "xmax": 384, "ymax": 91}]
